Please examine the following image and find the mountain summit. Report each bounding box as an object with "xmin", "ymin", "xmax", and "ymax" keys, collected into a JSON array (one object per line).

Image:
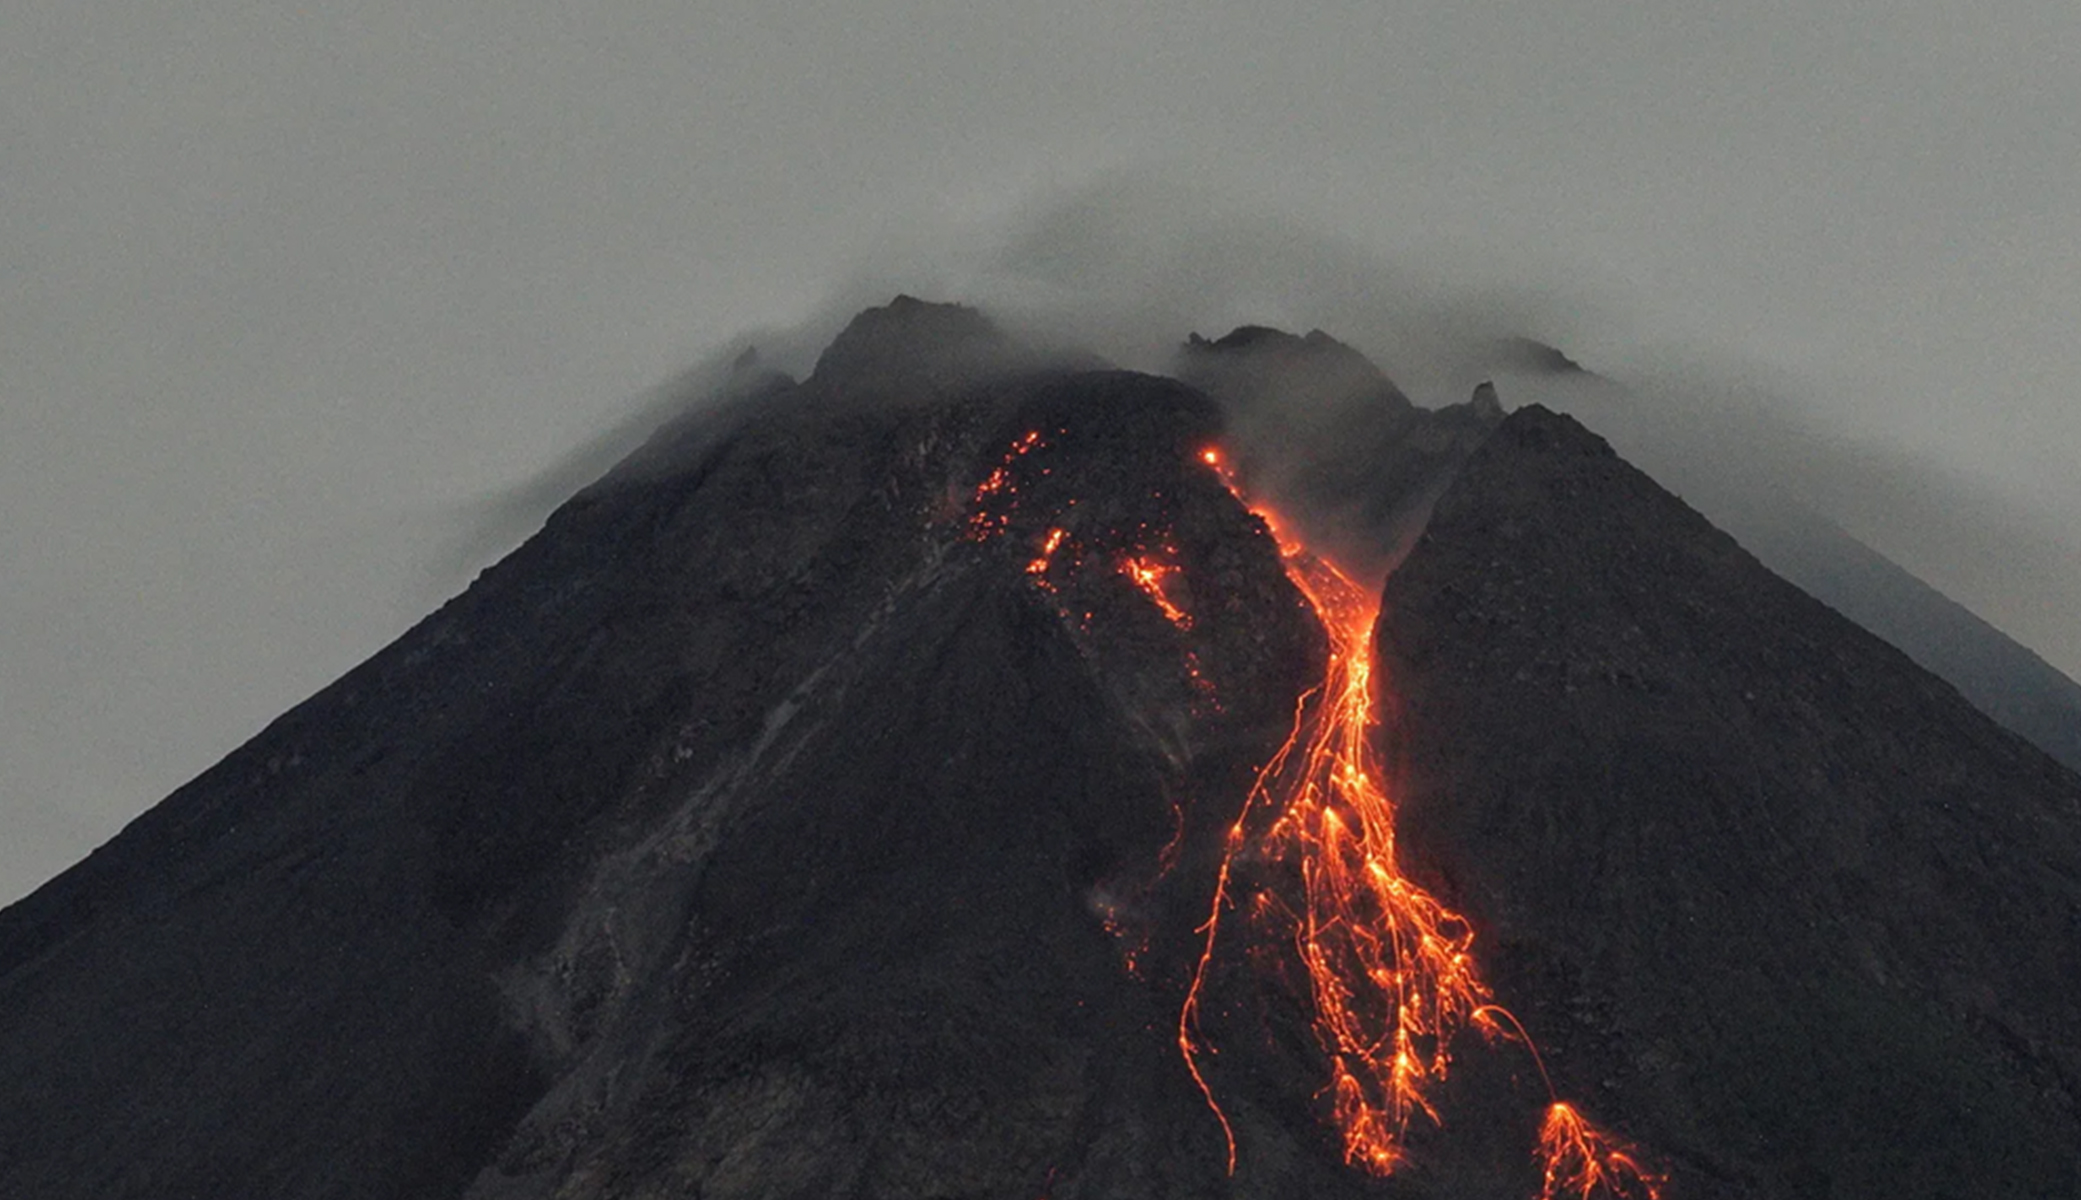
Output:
[{"xmin": 2, "ymin": 299, "xmax": 2076, "ymax": 1199}]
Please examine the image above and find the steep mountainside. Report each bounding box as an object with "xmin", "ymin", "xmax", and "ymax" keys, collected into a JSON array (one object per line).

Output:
[
  {"xmin": 1382, "ymin": 406, "xmax": 2081, "ymax": 1198},
  {"xmin": 3, "ymin": 301, "xmax": 2077, "ymax": 1200},
  {"xmin": 1488, "ymin": 351, "xmax": 2081, "ymax": 775},
  {"xmin": 0, "ymin": 301, "xmax": 1369, "ymax": 1198},
  {"xmin": 1729, "ymin": 503, "xmax": 2081, "ymax": 775}
]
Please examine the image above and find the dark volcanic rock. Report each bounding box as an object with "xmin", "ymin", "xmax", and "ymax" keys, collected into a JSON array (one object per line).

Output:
[
  {"xmin": 1178, "ymin": 327, "xmax": 1501, "ymax": 580},
  {"xmin": 0, "ymin": 302, "xmax": 1391, "ymax": 1199},
  {"xmin": 805, "ymin": 294, "xmax": 1021, "ymax": 407},
  {"xmin": 1379, "ymin": 405, "xmax": 2081, "ymax": 1199},
  {"xmin": 1727, "ymin": 502, "xmax": 2081, "ymax": 776},
  {"xmin": 8, "ymin": 299, "xmax": 2080, "ymax": 1200},
  {"xmin": 1484, "ymin": 359, "xmax": 2081, "ymax": 775}
]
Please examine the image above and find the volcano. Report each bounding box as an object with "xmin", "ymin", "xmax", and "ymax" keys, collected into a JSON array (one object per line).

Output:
[{"xmin": 2, "ymin": 297, "xmax": 2077, "ymax": 1199}]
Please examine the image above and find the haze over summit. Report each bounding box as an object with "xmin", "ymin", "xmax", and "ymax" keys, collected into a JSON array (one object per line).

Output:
[
  {"xmin": 3, "ymin": 292, "xmax": 2075, "ymax": 1199},
  {"xmin": 5, "ymin": 0, "xmax": 2079, "ymax": 906}
]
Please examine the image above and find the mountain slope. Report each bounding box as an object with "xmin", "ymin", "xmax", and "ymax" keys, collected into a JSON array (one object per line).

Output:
[
  {"xmin": 1728, "ymin": 503, "xmax": 2081, "ymax": 775},
  {"xmin": 4, "ymin": 303, "xmax": 2078, "ymax": 1200},
  {"xmin": 1381, "ymin": 405, "xmax": 2081, "ymax": 1198},
  {"xmin": 0, "ymin": 302, "xmax": 1368, "ymax": 1198},
  {"xmin": 1488, "ymin": 352, "xmax": 2081, "ymax": 775}
]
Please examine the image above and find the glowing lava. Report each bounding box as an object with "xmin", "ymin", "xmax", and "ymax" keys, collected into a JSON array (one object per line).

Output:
[
  {"xmin": 1028, "ymin": 527, "xmax": 1068, "ymax": 582},
  {"xmin": 966, "ymin": 429, "xmax": 1047, "ymax": 541},
  {"xmin": 1119, "ymin": 553, "xmax": 1192, "ymax": 629},
  {"xmin": 961, "ymin": 433, "xmax": 1662, "ymax": 1197},
  {"xmin": 1185, "ymin": 447, "xmax": 1663, "ymax": 1198},
  {"xmin": 1176, "ymin": 471, "xmax": 1490, "ymax": 1174},
  {"xmin": 1537, "ymin": 1103, "xmax": 1665, "ymax": 1200}
]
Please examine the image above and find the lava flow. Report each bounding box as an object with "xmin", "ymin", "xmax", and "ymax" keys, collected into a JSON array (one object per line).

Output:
[
  {"xmin": 1183, "ymin": 447, "xmax": 1663, "ymax": 1199},
  {"xmin": 1538, "ymin": 1103, "xmax": 1665, "ymax": 1200},
  {"xmin": 1119, "ymin": 553, "xmax": 1193, "ymax": 629},
  {"xmin": 961, "ymin": 431, "xmax": 1661, "ymax": 1196}
]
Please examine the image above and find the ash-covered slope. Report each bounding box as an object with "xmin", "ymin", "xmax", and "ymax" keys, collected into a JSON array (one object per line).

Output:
[
  {"xmin": 1489, "ymin": 350, "xmax": 2081, "ymax": 776},
  {"xmin": 0, "ymin": 300, "xmax": 1370, "ymax": 1198},
  {"xmin": 1381, "ymin": 406, "xmax": 2081, "ymax": 1199},
  {"xmin": 1177, "ymin": 326, "xmax": 1501, "ymax": 581},
  {"xmin": 1730, "ymin": 503, "xmax": 2081, "ymax": 775}
]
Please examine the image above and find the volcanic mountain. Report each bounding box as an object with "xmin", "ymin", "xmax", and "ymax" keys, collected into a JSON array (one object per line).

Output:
[
  {"xmin": 1, "ymin": 298, "xmax": 2076, "ymax": 1199},
  {"xmin": 1477, "ymin": 347, "xmax": 2081, "ymax": 777}
]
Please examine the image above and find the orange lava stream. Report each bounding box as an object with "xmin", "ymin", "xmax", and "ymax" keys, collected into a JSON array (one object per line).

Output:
[
  {"xmin": 1028, "ymin": 527, "xmax": 1068, "ymax": 582},
  {"xmin": 962, "ymin": 434, "xmax": 1660, "ymax": 1195},
  {"xmin": 1184, "ymin": 448, "xmax": 1662, "ymax": 1198},
  {"xmin": 1120, "ymin": 553, "xmax": 1193, "ymax": 629},
  {"xmin": 966, "ymin": 429, "xmax": 1046, "ymax": 541},
  {"xmin": 1537, "ymin": 1103, "xmax": 1665, "ymax": 1200}
]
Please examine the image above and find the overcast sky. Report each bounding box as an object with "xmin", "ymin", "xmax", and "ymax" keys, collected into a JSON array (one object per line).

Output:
[{"xmin": 5, "ymin": 0, "xmax": 2078, "ymax": 906}]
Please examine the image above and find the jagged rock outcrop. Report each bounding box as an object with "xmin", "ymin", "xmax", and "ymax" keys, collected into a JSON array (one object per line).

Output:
[
  {"xmin": 1178, "ymin": 328, "xmax": 1501, "ymax": 580},
  {"xmin": 1380, "ymin": 405, "xmax": 2081, "ymax": 1199}
]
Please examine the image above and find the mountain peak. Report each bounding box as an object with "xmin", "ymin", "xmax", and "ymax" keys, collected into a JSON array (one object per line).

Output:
[
  {"xmin": 1383, "ymin": 390, "xmax": 2081, "ymax": 1199},
  {"xmin": 1469, "ymin": 380, "xmax": 1504, "ymax": 423},
  {"xmin": 1485, "ymin": 401, "xmax": 1617, "ymax": 458},
  {"xmin": 807, "ymin": 295, "xmax": 1013, "ymax": 401},
  {"xmin": 1491, "ymin": 336, "xmax": 1592, "ymax": 376},
  {"xmin": 1182, "ymin": 324, "xmax": 1401, "ymax": 396}
]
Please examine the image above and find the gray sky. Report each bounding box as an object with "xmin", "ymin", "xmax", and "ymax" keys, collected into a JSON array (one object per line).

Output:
[{"xmin": 5, "ymin": 0, "xmax": 2078, "ymax": 906}]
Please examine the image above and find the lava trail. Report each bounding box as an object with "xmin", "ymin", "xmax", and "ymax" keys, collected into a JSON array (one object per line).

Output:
[
  {"xmin": 960, "ymin": 430, "xmax": 1660, "ymax": 1196},
  {"xmin": 1183, "ymin": 448, "xmax": 1662, "ymax": 1198}
]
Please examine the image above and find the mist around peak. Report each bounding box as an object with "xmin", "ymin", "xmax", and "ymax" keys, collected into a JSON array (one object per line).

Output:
[{"xmin": 429, "ymin": 171, "xmax": 2078, "ymax": 688}]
